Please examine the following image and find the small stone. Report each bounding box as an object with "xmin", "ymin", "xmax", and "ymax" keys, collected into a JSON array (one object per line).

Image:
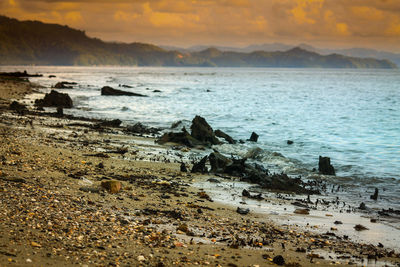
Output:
[
  {"xmin": 334, "ymin": 221, "xmax": 343, "ymax": 224},
  {"xmin": 31, "ymin": 241, "xmax": 41, "ymax": 247},
  {"xmin": 236, "ymin": 207, "xmax": 250, "ymax": 215},
  {"xmin": 354, "ymin": 224, "xmax": 369, "ymax": 231},
  {"xmin": 198, "ymin": 191, "xmax": 211, "ymax": 200},
  {"xmin": 101, "ymin": 180, "xmax": 121, "ymax": 193},
  {"xmin": 177, "ymin": 223, "xmax": 189, "ymax": 233},
  {"xmin": 137, "ymin": 255, "xmax": 145, "ymax": 262},
  {"xmin": 294, "ymin": 208, "xmax": 309, "ymax": 215},
  {"xmin": 242, "ymin": 189, "xmax": 251, "ymax": 197},
  {"xmin": 248, "ymin": 132, "xmax": 259, "ymax": 142},
  {"xmin": 26, "ymin": 258, "xmax": 32, "ymax": 263},
  {"xmin": 370, "ymin": 188, "xmax": 379, "ymax": 200},
  {"xmin": 180, "ymin": 163, "xmax": 188, "ymax": 172}
]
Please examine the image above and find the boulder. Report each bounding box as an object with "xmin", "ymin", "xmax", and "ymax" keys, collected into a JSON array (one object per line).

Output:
[
  {"xmin": 214, "ymin": 129, "xmax": 236, "ymax": 144},
  {"xmin": 191, "ymin": 156, "xmax": 208, "ymax": 173},
  {"xmin": 212, "ymin": 153, "xmax": 317, "ymax": 194},
  {"xmin": 318, "ymin": 156, "xmax": 335, "ymax": 175},
  {"xmin": 101, "ymin": 86, "xmax": 147, "ymax": 97},
  {"xmin": 53, "ymin": 81, "xmax": 77, "ymax": 89},
  {"xmin": 190, "ymin": 115, "xmax": 220, "ymax": 145},
  {"xmin": 35, "ymin": 90, "xmax": 73, "ymax": 108},
  {"xmin": 248, "ymin": 132, "xmax": 259, "ymax": 142},
  {"xmin": 126, "ymin": 122, "xmax": 159, "ymax": 134},
  {"xmin": 209, "ymin": 152, "xmax": 232, "ymax": 173},
  {"xmin": 9, "ymin": 101, "xmax": 28, "ymax": 114},
  {"xmin": 224, "ymin": 158, "xmax": 247, "ymax": 177},
  {"xmin": 157, "ymin": 128, "xmax": 202, "ymax": 147},
  {"xmin": 101, "ymin": 180, "xmax": 121, "ymax": 194}
]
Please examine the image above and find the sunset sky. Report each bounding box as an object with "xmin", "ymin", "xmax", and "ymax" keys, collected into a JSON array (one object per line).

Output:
[{"xmin": 1, "ymin": 0, "xmax": 400, "ymax": 52}]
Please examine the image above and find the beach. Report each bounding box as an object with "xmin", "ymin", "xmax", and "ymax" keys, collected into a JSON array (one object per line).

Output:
[{"xmin": 1, "ymin": 76, "xmax": 400, "ymax": 266}]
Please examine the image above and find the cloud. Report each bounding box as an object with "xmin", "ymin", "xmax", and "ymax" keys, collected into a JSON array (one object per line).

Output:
[{"xmin": 1, "ymin": 0, "xmax": 399, "ymax": 51}]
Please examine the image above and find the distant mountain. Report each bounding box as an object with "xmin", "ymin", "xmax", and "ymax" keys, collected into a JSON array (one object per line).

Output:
[
  {"xmin": 0, "ymin": 16, "xmax": 396, "ymax": 68},
  {"xmin": 317, "ymin": 47, "xmax": 400, "ymax": 67}
]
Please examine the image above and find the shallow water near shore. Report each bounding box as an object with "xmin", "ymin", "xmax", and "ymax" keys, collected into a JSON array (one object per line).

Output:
[
  {"xmin": 194, "ymin": 177, "xmax": 400, "ymax": 252},
  {"xmin": 2, "ymin": 66, "xmax": 399, "ymax": 209}
]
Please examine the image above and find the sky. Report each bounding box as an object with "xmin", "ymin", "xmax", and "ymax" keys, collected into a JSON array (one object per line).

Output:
[{"xmin": 1, "ymin": 0, "xmax": 400, "ymax": 52}]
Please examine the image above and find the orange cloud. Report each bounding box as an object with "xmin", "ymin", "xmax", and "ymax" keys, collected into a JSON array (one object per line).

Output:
[
  {"xmin": 351, "ymin": 6, "xmax": 384, "ymax": 21},
  {"xmin": 1, "ymin": 0, "xmax": 399, "ymax": 52},
  {"xmin": 336, "ymin": 23, "xmax": 350, "ymax": 36}
]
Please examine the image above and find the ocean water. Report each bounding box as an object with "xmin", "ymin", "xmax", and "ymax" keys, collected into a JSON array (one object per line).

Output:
[{"xmin": 3, "ymin": 66, "xmax": 400, "ymax": 209}]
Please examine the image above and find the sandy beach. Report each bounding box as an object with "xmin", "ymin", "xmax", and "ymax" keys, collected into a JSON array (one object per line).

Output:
[{"xmin": 1, "ymin": 76, "xmax": 400, "ymax": 266}]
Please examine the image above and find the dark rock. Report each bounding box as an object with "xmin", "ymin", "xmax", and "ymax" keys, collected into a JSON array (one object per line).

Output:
[
  {"xmin": 53, "ymin": 81, "xmax": 77, "ymax": 89},
  {"xmin": 119, "ymin": 84, "xmax": 133, "ymax": 88},
  {"xmin": 79, "ymin": 187, "xmax": 100, "ymax": 193},
  {"xmin": 236, "ymin": 207, "xmax": 250, "ymax": 215},
  {"xmin": 248, "ymin": 132, "xmax": 259, "ymax": 142},
  {"xmin": 359, "ymin": 202, "xmax": 367, "ymax": 210},
  {"xmin": 1, "ymin": 177, "xmax": 26, "ymax": 183},
  {"xmin": 334, "ymin": 220, "xmax": 343, "ymax": 225},
  {"xmin": 171, "ymin": 120, "xmax": 182, "ymax": 129},
  {"xmin": 191, "ymin": 156, "xmax": 208, "ymax": 173},
  {"xmin": 49, "ymin": 75, "xmax": 56, "ymax": 78},
  {"xmin": 241, "ymin": 188, "xmax": 263, "ymax": 200},
  {"xmin": 101, "ymin": 119, "xmax": 122, "ymax": 127},
  {"xmin": 370, "ymin": 188, "xmax": 378, "ymax": 200},
  {"xmin": 207, "ymin": 178, "xmax": 220, "ymax": 183},
  {"xmin": 0, "ymin": 71, "xmax": 42, "ymax": 78},
  {"xmin": 56, "ymin": 107, "xmax": 63, "ymax": 116},
  {"xmin": 273, "ymin": 255, "xmax": 285, "ymax": 266},
  {"xmin": 153, "ymin": 90, "xmax": 162, "ymax": 93},
  {"xmin": 9, "ymin": 101, "xmax": 28, "ymax": 114},
  {"xmin": 190, "ymin": 115, "xmax": 220, "ymax": 145},
  {"xmin": 209, "ymin": 152, "xmax": 232, "ymax": 173},
  {"xmin": 318, "ymin": 156, "xmax": 335, "ymax": 175},
  {"xmin": 101, "ymin": 86, "xmax": 147, "ymax": 97},
  {"xmin": 354, "ymin": 224, "xmax": 368, "ymax": 231},
  {"xmin": 224, "ymin": 158, "xmax": 247, "ymax": 177},
  {"xmin": 126, "ymin": 122, "xmax": 159, "ymax": 134},
  {"xmin": 242, "ymin": 189, "xmax": 251, "ymax": 197},
  {"xmin": 180, "ymin": 163, "xmax": 188, "ymax": 172},
  {"xmin": 215, "ymin": 129, "xmax": 236, "ymax": 144},
  {"xmin": 287, "ymin": 140, "xmax": 294, "ymax": 145},
  {"xmin": 296, "ymin": 247, "xmax": 306, "ymax": 253},
  {"xmin": 35, "ymin": 90, "xmax": 73, "ymax": 108},
  {"xmin": 157, "ymin": 128, "xmax": 202, "ymax": 147}
]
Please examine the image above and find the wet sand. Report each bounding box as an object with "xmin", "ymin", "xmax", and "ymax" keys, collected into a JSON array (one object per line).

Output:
[{"xmin": 0, "ymin": 77, "xmax": 400, "ymax": 266}]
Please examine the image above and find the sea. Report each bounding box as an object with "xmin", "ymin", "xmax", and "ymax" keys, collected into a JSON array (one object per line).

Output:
[{"xmin": 2, "ymin": 66, "xmax": 400, "ymax": 212}]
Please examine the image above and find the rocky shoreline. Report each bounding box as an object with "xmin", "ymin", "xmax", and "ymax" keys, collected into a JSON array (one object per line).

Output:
[{"xmin": 1, "ymin": 76, "xmax": 400, "ymax": 266}]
